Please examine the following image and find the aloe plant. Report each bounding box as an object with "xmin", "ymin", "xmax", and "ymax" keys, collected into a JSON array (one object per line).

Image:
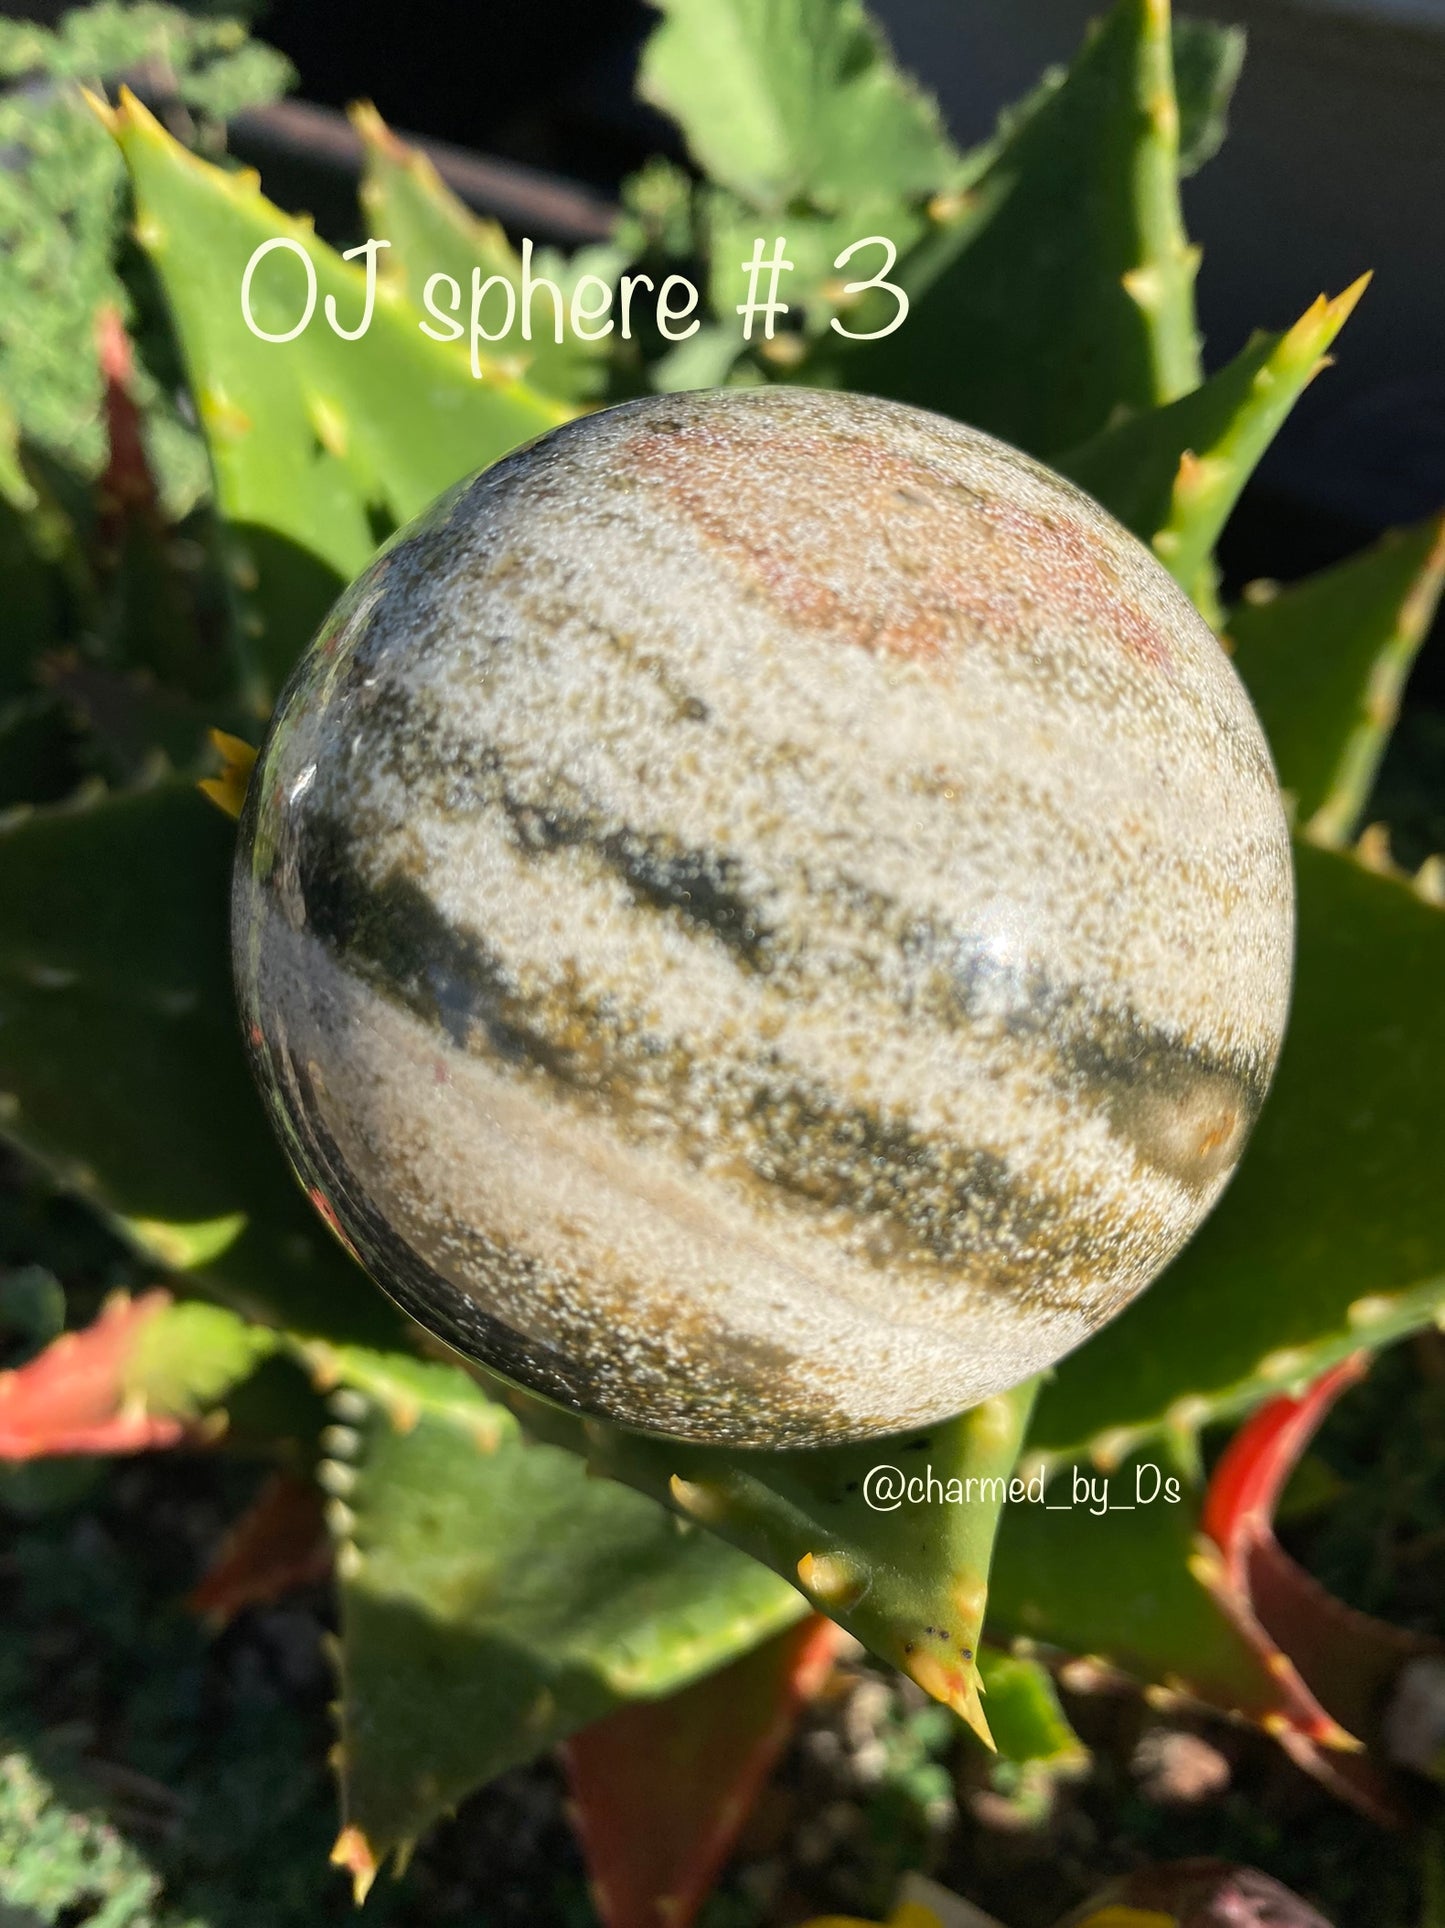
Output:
[{"xmin": 1, "ymin": 1, "xmax": 1443, "ymax": 1922}]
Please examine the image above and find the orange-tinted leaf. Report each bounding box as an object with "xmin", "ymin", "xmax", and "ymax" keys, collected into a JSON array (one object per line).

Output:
[
  {"xmin": 563, "ymin": 1615, "xmax": 841, "ymax": 1928},
  {"xmin": 95, "ymin": 304, "xmax": 161, "ymax": 534},
  {"xmin": 0, "ymin": 1290, "xmax": 275, "ymax": 1462},
  {"xmin": 1202, "ymin": 1355, "xmax": 1369, "ymax": 1565},
  {"xmin": 91, "ymin": 304, "xmax": 218, "ymax": 710},
  {"xmin": 188, "ymin": 1470, "xmax": 331, "ymax": 1624},
  {"xmin": 0, "ymin": 1290, "xmax": 185, "ymax": 1458},
  {"xmin": 1199, "ymin": 1356, "xmax": 1438, "ymax": 1821}
]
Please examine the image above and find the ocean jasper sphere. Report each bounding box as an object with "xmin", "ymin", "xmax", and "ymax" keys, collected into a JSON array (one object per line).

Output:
[{"xmin": 234, "ymin": 388, "xmax": 1293, "ymax": 1449}]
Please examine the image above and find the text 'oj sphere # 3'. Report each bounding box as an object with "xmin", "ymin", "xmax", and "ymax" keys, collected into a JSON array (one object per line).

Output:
[{"xmin": 233, "ymin": 388, "xmax": 1295, "ymax": 1449}]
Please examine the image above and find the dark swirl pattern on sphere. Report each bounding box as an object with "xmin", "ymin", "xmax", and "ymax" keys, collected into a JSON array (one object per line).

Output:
[{"xmin": 234, "ymin": 388, "xmax": 1294, "ymax": 1449}]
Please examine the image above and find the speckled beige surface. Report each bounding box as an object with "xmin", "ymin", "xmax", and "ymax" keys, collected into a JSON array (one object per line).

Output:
[{"xmin": 234, "ymin": 387, "xmax": 1294, "ymax": 1448}]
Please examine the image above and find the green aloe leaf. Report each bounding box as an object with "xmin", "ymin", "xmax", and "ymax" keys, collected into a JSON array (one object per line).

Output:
[
  {"xmin": 1030, "ymin": 840, "xmax": 1445, "ymax": 1469},
  {"xmin": 125, "ymin": 1296, "xmax": 279, "ymax": 1419},
  {"xmin": 0, "ymin": 1288, "xmax": 277, "ymax": 1458},
  {"xmin": 561, "ymin": 1617, "xmax": 837, "ymax": 1928},
  {"xmin": 353, "ymin": 103, "xmax": 619, "ymax": 404},
  {"xmin": 638, "ymin": 0, "xmax": 957, "ymax": 214},
  {"xmin": 509, "ymin": 1377, "xmax": 1039, "ymax": 1747},
  {"xmin": 1062, "ymin": 278, "xmax": 1367, "ymax": 619},
  {"xmin": 842, "ymin": 0, "xmax": 1202, "ymax": 458},
  {"xmin": 1228, "ymin": 516, "xmax": 1445, "ymax": 845},
  {"xmin": 321, "ymin": 1352, "xmax": 803, "ymax": 1893},
  {"xmin": 0, "ymin": 778, "xmax": 397, "ymax": 1344},
  {"xmin": 106, "ymin": 89, "xmax": 566, "ymax": 701},
  {"xmin": 976, "ymin": 1650, "xmax": 1087, "ymax": 1775},
  {"xmin": 989, "ymin": 1453, "xmax": 1333, "ymax": 1741},
  {"xmin": 993, "ymin": 1377, "xmax": 1415, "ymax": 1813},
  {"xmin": 1172, "ymin": 16, "xmax": 1246, "ymax": 176}
]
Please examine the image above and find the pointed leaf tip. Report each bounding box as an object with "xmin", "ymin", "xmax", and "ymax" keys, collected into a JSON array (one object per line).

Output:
[
  {"xmin": 112, "ymin": 82, "xmax": 164, "ymax": 142},
  {"xmin": 330, "ymin": 1824, "xmax": 379, "ymax": 1905},
  {"xmin": 78, "ymin": 83, "xmax": 118, "ymax": 135},
  {"xmin": 199, "ymin": 729, "xmax": 257, "ymax": 820},
  {"xmin": 904, "ymin": 1647, "xmax": 994, "ymax": 1751},
  {"xmin": 347, "ymin": 98, "xmax": 405, "ymax": 160},
  {"xmin": 1064, "ymin": 277, "xmax": 1370, "ymax": 615},
  {"xmin": 1329, "ymin": 269, "xmax": 1372, "ymax": 324}
]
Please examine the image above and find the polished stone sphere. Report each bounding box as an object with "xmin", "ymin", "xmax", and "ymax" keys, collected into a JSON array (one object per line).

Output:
[{"xmin": 233, "ymin": 388, "xmax": 1294, "ymax": 1449}]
